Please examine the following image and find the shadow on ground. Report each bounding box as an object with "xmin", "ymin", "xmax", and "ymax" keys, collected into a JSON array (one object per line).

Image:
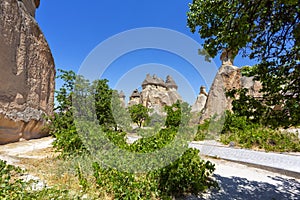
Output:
[{"xmin": 181, "ymin": 175, "xmax": 300, "ymax": 200}]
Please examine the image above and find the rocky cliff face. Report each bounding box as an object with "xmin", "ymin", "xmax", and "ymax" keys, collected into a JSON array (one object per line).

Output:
[
  {"xmin": 128, "ymin": 74, "xmax": 182, "ymax": 113},
  {"xmin": 200, "ymin": 50, "xmax": 262, "ymax": 121},
  {"xmin": 0, "ymin": 0, "xmax": 55, "ymax": 144}
]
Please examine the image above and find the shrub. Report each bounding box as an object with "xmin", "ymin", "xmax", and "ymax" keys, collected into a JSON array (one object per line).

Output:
[
  {"xmin": 157, "ymin": 148, "xmax": 217, "ymax": 198},
  {"xmin": 220, "ymin": 112, "xmax": 300, "ymax": 152},
  {"xmin": 92, "ymin": 148, "xmax": 218, "ymax": 199},
  {"xmin": 165, "ymin": 101, "xmax": 191, "ymax": 128}
]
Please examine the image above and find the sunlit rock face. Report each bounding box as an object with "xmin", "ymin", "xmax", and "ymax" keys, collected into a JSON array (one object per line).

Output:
[
  {"xmin": 128, "ymin": 74, "xmax": 182, "ymax": 113},
  {"xmin": 0, "ymin": 0, "xmax": 55, "ymax": 144},
  {"xmin": 191, "ymin": 86, "xmax": 208, "ymax": 113},
  {"xmin": 200, "ymin": 49, "xmax": 262, "ymax": 122}
]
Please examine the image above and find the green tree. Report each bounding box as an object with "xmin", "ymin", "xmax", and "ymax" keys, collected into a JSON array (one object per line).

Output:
[
  {"xmin": 187, "ymin": 0, "xmax": 300, "ymax": 127},
  {"xmin": 110, "ymin": 90, "xmax": 131, "ymax": 131},
  {"xmin": 50, "ymin": 69, "xmax": 86, "ymax": 157},
  {"xmin": 92, "ymin": 79, "xmax": 116, "ymax": 130},
  {"xmin": 165, "ymin": 101, "xmax": 191, "ymax": 128},
  {"xmin": 128, "ymin": 104, "xmax": 150, "ymax": 128}
]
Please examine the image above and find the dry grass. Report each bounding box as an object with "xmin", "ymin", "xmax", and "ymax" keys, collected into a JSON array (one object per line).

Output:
[{"xmin": 18, "ymin": 147, "xmax": 112, "ymax": 199}]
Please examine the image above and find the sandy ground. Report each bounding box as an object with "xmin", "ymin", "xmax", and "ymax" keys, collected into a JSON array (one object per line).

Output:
[
  {"xmin": 0, "ymin": 137, "xmax": 54, "ymax": 166},
  {"xmin": 0, "ymin": 137, "xmax": 299, "ymax": 199}
]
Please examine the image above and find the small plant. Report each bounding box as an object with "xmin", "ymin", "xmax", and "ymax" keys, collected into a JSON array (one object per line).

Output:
[
  {"xmin": 92, "ymin": 148, "xmax": 218, "ymax": 199},
  {"xmin": 76, "ymin": 164, "xmax": 89, "ymax": 193}
]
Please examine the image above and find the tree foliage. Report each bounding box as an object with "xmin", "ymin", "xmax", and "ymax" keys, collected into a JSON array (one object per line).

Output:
[
  {"xmin": 187, "ymin": 0, "xmax": 300, "ymax": 127},
  {"xmin": 164, "ymin": 101, "xmax": 191, "ymax": 128},
  {"xmin": 50, "ymin": 70, "xmax": 130, "ymax": 156},
  {"xmin": 50, "ymin": 69, "xmax": 86, "ymax": 157},
  {"xmin": 93, "ymin": 79, "xmax": 117, "ymax": 129},
  {"xmin": 128, "ymin": 104, "xmax": 150, "ymax": 128}
]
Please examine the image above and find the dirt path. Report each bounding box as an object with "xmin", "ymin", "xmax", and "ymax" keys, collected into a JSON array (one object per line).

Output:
[{"xmin": 0, "ymin": 137, "xmax": 54, "ymax": 166}]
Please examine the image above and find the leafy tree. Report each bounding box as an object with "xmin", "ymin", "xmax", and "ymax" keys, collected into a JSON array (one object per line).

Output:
[
  {"xmin": 110, "ymin": 90, "xmax": 131, "ymax": 131},
  {"xmin": 187, "ymin": 0, "xmax": 300, "ymax": 127},
  {"xmin": 50, "ymin": 69, "xmax": 86, "ymax": 157},
  {"xmin": 92, "ymin": 79, "xmax": 117, "ymax": 130},
  {"xmin": 128, "ymin": 104, "xmax": 150, "ymax": 128},
  {"xmin": 164, "ymin": 101, "xmax": 191, "ymax": 128}
]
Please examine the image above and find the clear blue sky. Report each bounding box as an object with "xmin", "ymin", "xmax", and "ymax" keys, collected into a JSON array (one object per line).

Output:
[{"xmin": 36, "ymin": 0, "xmax": 256, "ymax": 104}]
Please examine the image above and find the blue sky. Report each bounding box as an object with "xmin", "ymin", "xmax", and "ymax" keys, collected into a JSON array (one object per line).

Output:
[{"xmin": 36, "ymin": 0, "xmax": 257, "ymax": 104}]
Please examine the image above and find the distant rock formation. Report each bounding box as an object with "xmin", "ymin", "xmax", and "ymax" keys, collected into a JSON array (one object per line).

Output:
[
  {"xmin": 128, "ymin": 89, "xmax": 141, "ymax": 107},
  {"xmin": 191, "ymin": 86, "xmax": 208, "ymax": 113},
  {"xmin": 200, "ymin": 49, "xmax": 262, "ymax": 121},
  {"xmin": 0, "ymin": 0, "xmax": 55, "ymax": 144},
  {"xmin": 128, "ymin": 74, "xmax": 182, "ymax": 113},
  {"xmin": 118, "ymin": 90, "xmax": 126, "ymax": 107}
]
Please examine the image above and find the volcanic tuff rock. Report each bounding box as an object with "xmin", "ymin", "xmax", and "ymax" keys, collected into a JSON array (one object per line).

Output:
[
  {"xmin": 200, "ymin": 49, "xmax": 262, "ymax": 121},
  {"xmin": 0, "ymin": 0, "xmax": 55, "ymax": 144},
  {"xmin": 191, "ymin": 86, "xmax": 208, "ymax": 113},
  {"xmin": 128, "ymin": 74, "xmax": 182, "ymax": 113}
]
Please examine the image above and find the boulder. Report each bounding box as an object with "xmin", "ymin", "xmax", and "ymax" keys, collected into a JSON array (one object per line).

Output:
[{"xmin": 0, "ymin": 0, "xmax": 55, "ymax": 144}]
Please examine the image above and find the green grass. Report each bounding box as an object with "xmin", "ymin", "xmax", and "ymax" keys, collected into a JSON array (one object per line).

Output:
[{"xmin": 220, "ymin": 127, "xmax": 300, "ymax": 152}]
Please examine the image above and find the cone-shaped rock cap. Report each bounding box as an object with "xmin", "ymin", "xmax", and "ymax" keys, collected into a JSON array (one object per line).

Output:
[
  {"xmin": 166, "ymin": 75, "xmax": 178, "ymax": 89},
  {"xmin": 130, "ymin": 89, "xmax": 141, "ymax": 98},
  {"xmin": 142, "ymin": 74, "xmax": 166, "ymax": 88},
  {"xmin": 119, "ymin": 90, "xmax": 125, "ymax": 98}
]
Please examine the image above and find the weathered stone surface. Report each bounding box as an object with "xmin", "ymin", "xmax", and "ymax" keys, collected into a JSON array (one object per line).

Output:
[
  {"xmin": 128, "ymin": 89, "xmax": 141, "ymax": 106},
  {"xmin": 191, "ymin": 86, "xmax": 208, "ymax": 113},
  {"xmin": 128, "ymin": 74, "xmax": 182, "ymax": 113},
  {"xmin": 0, "ymin": 0, "xmax": 55, "ymax": 144},
  {"xmin": 118, "ymin": 90, "xmax": 126, "ymax": 107},
  {"xmin": 200, "ymin": 50, "xmax": 263, "ymax": 122},
  {"xmin": 200, "ymin": 62, "xmax": 241, "ymax": 121},
  {"xmin": 241, "ymin": 76, "xmax": 263, "ymax": 98}
]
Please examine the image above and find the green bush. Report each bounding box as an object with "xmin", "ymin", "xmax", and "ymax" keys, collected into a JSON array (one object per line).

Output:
[
  {"xmin": 92, "ymin": 148, "xmax": 217, "ymax": 199},
  {"xmin": 157, "ymin": 148, "xmax": 217, "ymax": 198},
  {"xmin": 165, "ymin": 101, "xmax": 191, "ymax": 128},
  {"xmin": 220, "ymin": 112, "xmax": 300, "ymax": 152},
  {"xmin": 194, "ymin": 114, "xmax": 225, "ymax": 141},
  {"xmin": 50, "ymin": 72, "xmax": 218, "ymax": 198},
  {"xmin": 93, "ymin": 162, "xmax": 159, "ymax": 200}
]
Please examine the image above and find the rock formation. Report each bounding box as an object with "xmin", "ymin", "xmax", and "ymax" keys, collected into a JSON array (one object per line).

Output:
[
  {"xmin": 128, "ymin": 89, "xmax": 141, "ymax": 106},
  {"xmin": 0, "ymin": 0, "xmax": 55, "ymax": 144},
  {"xmin": 118, "ymin": 90, "xmax": 126, "ymax": 107},
  {"xmin": 128, "ymin": 74, "xmax": 182, "ymax": 113},
  {"xmin": 191, "ymin": 86, "xmax": 208, "ymax": 113},
  {"xmin": 200, "ymin": 49, "xmax": 262, "ymax": 121}
]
